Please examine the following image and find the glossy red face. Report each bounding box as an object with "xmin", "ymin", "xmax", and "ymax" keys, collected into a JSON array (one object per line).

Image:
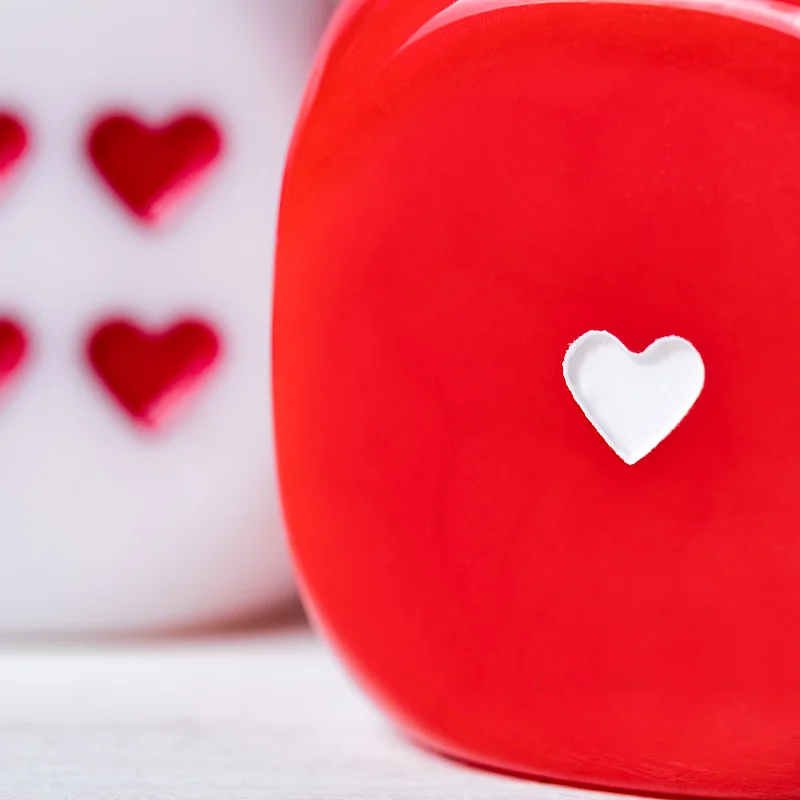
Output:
[{"xmin": 275, "ymin": 1, "xmax": 800, "ymax": 796}]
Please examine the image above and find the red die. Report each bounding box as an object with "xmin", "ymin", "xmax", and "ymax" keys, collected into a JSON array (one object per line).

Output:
[{"xmin": 275, "ymin": 1, "xmax": 800, "ymax": 796}]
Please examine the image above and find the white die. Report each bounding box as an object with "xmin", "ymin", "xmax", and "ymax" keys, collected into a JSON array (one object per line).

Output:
[{"xmin": 0, "ymin": 0, "xmax": 333, "ymax": 633}]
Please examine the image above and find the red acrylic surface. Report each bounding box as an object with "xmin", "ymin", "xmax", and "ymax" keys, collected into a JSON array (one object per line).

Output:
[
  {"xmin": 275, "ymin": 1, "xmax": 800, "ymax": 797},
  {"xmin": 87, "ymin": 113, "xmax": 223, "ymax": 225},
  {"xmin": 88, "ymin": 319, "xmax": 220, "ymax": 430}
]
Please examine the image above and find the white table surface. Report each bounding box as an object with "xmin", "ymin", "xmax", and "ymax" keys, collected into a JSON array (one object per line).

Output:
[{"xmin": 0, "ymin": 613, "xmax": 622, "ymax": 800}]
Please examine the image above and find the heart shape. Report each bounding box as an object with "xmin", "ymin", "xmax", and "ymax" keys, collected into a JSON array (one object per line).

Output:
[
  {"xmin": 0, "ymin": 115, "xmax": 28, "ymax": 182},
  {"xmin": 87, "ymin": 113, "xmax": 223, "ymax": 224},
  {"xmin": 87, "ymin": 319, "xmax": 221, "ymax": 430},
  {"xmin": 0, "ymin": 319, "xmax": 27, "ymax": 393},
  {"xmin": 563, "ymin": 331, "xmax": 705, "ymax": 464}
]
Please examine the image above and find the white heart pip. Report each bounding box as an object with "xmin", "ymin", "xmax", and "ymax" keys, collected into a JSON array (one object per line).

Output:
[{"xmin": 563, "ymin": 331, "xmax": 705, "ymax": 465}]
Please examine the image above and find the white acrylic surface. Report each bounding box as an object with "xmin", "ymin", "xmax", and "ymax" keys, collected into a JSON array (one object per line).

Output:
[
  {"xmin": 0, "ymin": 0, "xmax": 332, "ymax": 633},
  {"xmin": 0, "ymin": 625, "xmax": 625, "ymax": 800},
  {"xmin": 564, "ymin": 331, "xmax": 705, "ymax": 465}
]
